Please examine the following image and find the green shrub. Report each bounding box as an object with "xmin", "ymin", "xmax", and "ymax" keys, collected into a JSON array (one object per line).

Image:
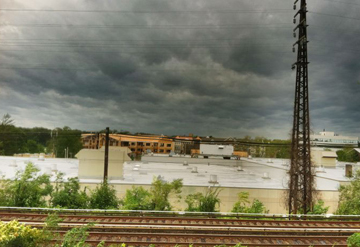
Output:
[
  {"xmin": 89, "ymin": 180, "xmax": 119, "ymax": 209},
  {"xmin": 348, "ymin": 233, "xmax": 360, "ymax": 247},
  {"xmin": 0, "ymin": 163, "xmax": 52, "ymax": 207},
  {"xmin": 231, "ymin": 192, "xmax": 267, "ymax": 214},
  {"xmin": 121, "ymin": 186, "xmax": 152, "ymax": 210},
  {"xmin": 149, "ymin": 177, "xmax": 183, "ymax": 211},
  {"xmin": 0, "ymin": 220, "xmax": 44, "ymax": 247},
  {"xmin": 51, "ymin": 174, "xmax": 89, "ymax": 209},
  {"xmin": 337, "ymin": 170, "xmax": 360, "ymax": 215},
  {"xmin": 185, "ymin": 187, "xmax": 221, "ymax": 212}
]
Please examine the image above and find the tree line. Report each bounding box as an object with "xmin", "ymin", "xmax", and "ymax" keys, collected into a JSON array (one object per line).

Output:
[{"xmin": 0, "ymin": 114, "xmax": 83, "ymax": 158}]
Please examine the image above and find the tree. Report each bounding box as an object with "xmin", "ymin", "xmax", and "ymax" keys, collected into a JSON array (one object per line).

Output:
[
  {"xmin": 0, "ymin": 114, "xmax": 27, "ymax": 155},
  {"xmin": 149, "ymin": 177, "xmax": 183, "ymax": 211},
  {"xmin": 121, "ymin": 186, "xmax": 152, "ymax": 210},
  {"xmin": 0, "ymin": 163, "xmax": 52, "ymax": 207},
  {"xmin": 185, "ymin": 187, "xmax": 221, "ymax": 212},
  {"xmin": 336, "ymin": 170, "xmax": 360, "ymax": 215},
  {"xmin": 24, "ymin": 140, "xmax": 45, "ymax": 154},
  {"xmin": 48, "ymin": 127, "xmax": 83, "ymax": 158},
  {"xmin": 336, "ymin": 148, "xmax": 360, "ymax": 163},
  {"xmin": 51, "ymin": 174, "xmax": 89, "ymax": 209},
  {"xmin": 89, "ymin": 180, "xmax": 119, "ymax": 209},
  {"xmin": 0, "ymin": 113, "xmax": 14, "ymax": 126},
  {"xmin": 231, "ymin": 192, "xmax": 267, "ymax": 214}
]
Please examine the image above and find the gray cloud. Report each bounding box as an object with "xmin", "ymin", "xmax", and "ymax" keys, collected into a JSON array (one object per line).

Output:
[{"xmin": 0, "ymin": 0, "xmax": 359, "ymax": 139}]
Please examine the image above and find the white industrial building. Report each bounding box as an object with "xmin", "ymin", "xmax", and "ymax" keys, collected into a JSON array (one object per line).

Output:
[
  {"xmin": 0, "ymin": 149, "xmax": 358, "ymax": 214},
  {"xmin": 310, "ymin": 130, "xmax": 359, "ymax": 148}
]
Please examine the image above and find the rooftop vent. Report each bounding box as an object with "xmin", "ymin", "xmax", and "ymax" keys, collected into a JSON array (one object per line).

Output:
[
  {"xmin": 191, "ymin": 166, "xmax": 198, "ymax": 173},
  {"xmin": 237, "ymin": 165, "xmax": 244, "ymax": 171},
  {"xmin": 267, "ymin": 159, "xmax": 273, "ymax": 163},
  {"xmin": 248, "ymin": 155, "xmax": 252, "ymax": 159},
  {"xmin": 132, "ymin": 167, "xmax": 139, "ymax": 171},
  {"xmin": 183, "ymin": 161, "xmax": 188, "ymax": 166},
  {"xmin": 345, "ymin": 164, "xmax": 353, "ymax": 178},
  {"xmin": 9, "ymin": 161, "xmax": 17, "ymax": 167},
  {"xmin": 316, "ymin": 165, "xmax": 325, "ymax": 173},
  {"xmin": 218, "ymin": 145, "xmax": 224, "ymax": 149},
  {"xmin": 38, "ymin": 154, "xmax": 45, "ymax": 161},
  {"xmin": 135, "ymin": 164, "xmax": 141, "ymax": 168},
  {"xmin": 209, "ymin": 174, "xmax": 218, "ymax": 184},
  {"xmin": 262, "ymin": 172, "xmax": 271, "ymax": 179},
  {"xmin": 44, "ymin": 167, "xmax": 52, "ymax": 175},
  {"xmin": 51, "ymin": 164, "xmax": 58, "ymax": 172}
]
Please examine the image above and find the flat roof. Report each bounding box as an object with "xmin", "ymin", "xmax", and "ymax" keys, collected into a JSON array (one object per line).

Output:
[{"xmin": 0, "ymin": 155, "xmax": 355, "ymax": 191}]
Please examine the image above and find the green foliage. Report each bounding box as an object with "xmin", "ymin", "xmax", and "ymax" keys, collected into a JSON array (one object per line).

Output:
[
  {"xmin": 51, "ymin": 174, "xmax": 89, "ymax": 209},
  {"xmin": 0, "ymin": 114, "xmax": 27, "ymax": 155},
  {"xmin": 348, "ymin": 233, "xmax": 360, "ymax": 247},
  {"xmin": 121, "ymin": 186, "xmax": 152, "ymax": 210},
  {"xmin": 231, "ymin": 192, "xmax": 267, "ymax": 214},
  {"xmin": 307, "ymin": 200, "xmax": 329, "ymax": 215},
  {"xmin": 185, "ymin": 187, "xmax": 221, "ymax": 212},
  {"xmin": 337, "ymin": 170, "xmax": 360, "ymax": 215},
  {"xmin": 336, "ymin": 148, "xmax": 360, "ymax": 163},
  {"xmin": 185, "ymin": 192, "xmax": 203, "ymax": 212},
  {"xmin": 23, "ymin": 140, "xmax": 45, "ymax": 154},
  {"xmin": 0, "ymin": 220, "xmax": 44, "ymax": 247},
  {"xmin": 56, "ymin": 224, "xmax": 91, "ymax": 247},
  {"xmin": 0, "ymin": 163, "xmax": 52, "ymax": 207},
  {"xmin": 89, "ymin": 180, "xmax": 119, "ymax": 209},
  {"xmin": 149, "ymin": 177, "xmax": 183, "ymax": 211},
  {"xmin": 47, "ymin": 126, "xmax": 83, "ymax": 158}
]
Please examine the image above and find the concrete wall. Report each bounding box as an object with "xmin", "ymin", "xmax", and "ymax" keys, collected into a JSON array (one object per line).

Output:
[
  {"xmin": 79, "ymin": 182, "xmax": 340, "ymax": 214},
  {"xmin": 311, "ymin": 149, "xmax": 337, "ymax": 168},
  {"xmin": 76, "ymin": 147, "xmax": 131, "ymax": 180}
]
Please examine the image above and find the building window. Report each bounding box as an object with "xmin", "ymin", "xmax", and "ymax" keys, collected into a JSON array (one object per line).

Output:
[
  {"xmin": 154, "ymin": 149, "xmax": 158, "ymax": 152},
  {"xmin": 137, "ymin": 149, "xmax": 142, "ymax": 152},
  {"xmin": 131, "ymin": 142, "xmax": 136, "ymax": 146},
  {"xmin": 167, "ymin": 144, "xmax": 171, "ymax": 147},
  {"xmin": 131, "ymin": 148, "xmax": 135, "ymax": 152},
  {"xmin": 160, "ymin": 143, "xmax": 165, "ymax": 147},
  {"xmin": 160, "ymin": 149, "xmax": 164, "ymax": 153},
  {"xmin": 166, "ymin": 150, "xmax": 171, "ymax": 153},
  {"xmin": 154, "ymin": 143, "xmax": 158, "ymax": 147},
  {"xmin": 146, "ymin": 143, "xmax": 151, "ymax": 146}
]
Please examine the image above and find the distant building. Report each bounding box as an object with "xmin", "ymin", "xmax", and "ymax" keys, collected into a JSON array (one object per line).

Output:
[
  {"xmin": 310, "ymin": 130, "xmax": 359, "ymax": 148},
  {"xmin": 82, "ymin": 134, "xmax": 174, "ymax": 155},
  {"xmin": 174, "ymin": 136, "xmax": 201, "ymax": 154}
]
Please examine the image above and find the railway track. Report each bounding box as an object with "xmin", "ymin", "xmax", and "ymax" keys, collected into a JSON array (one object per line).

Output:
[
  {"xmin": 0, "ymin": 209, "xmax": 357, "ymax": 246},
  {"xmin": 2, "ymin": 212, "xmax": 360, "ymax": 229}
]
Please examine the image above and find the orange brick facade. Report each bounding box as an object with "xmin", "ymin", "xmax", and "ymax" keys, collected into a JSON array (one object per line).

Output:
[{"xmin": 82, "ymin": 134, "xmax": 174, "ymax": 155}]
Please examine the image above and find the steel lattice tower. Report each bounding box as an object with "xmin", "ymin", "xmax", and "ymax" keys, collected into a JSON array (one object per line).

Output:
[{"xmin": 288, "ymin": 0, "xmax": 314, "ymax": 214}]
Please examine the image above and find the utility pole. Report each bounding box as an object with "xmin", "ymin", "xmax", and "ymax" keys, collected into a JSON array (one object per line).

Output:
[
  {"xmin": 104, "ymin": 127, "xmax": 110, "ymax": 181},
  {"xmin": 96, "ymin": 132, "xmax": 100, "ymax": 149},
  {"xmin": 288, "ymin": 0, "xmax": 314, "ymax": 214}
]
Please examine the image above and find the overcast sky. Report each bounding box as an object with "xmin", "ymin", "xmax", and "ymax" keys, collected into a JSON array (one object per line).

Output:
[{"xmin": 0, "ymin": 0, "xmax": 359, "ymax": 139}]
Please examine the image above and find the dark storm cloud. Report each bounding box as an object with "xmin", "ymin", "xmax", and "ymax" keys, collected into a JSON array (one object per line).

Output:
[{"xmin": 0, "ymin": 0, "xmax": 359, "ymax": 138}]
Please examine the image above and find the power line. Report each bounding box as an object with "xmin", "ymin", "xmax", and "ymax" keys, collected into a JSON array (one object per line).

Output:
[
  {"xmin": 0, "ymin": 8, "xmax": 291, "ymax": 13},
  {"xmin": 0, "ymin": 23, "xmax": 292, "ymax": 29},
  {"xmin": 316, "ymin": 0, "xmax": 360, "ymax": 6},
  {"xmin": 309, "ymin": 11, "xmax": 360, "ymax": 21}
]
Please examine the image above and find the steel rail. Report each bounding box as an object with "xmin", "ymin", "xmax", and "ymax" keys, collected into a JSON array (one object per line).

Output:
[
  {"xmin": 53, "ymin": 231, "xmax": 348, "ymax": 246},
  {"xmin": 2, "ymin": 206, "xmax": 360, "ymax": 220},
  {"xmin": 2, "ymin": 212, "xmax": 360, "ymax": 229}
]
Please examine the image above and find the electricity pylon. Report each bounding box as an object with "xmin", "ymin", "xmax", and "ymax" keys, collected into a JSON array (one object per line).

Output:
[{"xmin": 288, "ymin": 0, "xmax": 314, "ymax": 214}]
